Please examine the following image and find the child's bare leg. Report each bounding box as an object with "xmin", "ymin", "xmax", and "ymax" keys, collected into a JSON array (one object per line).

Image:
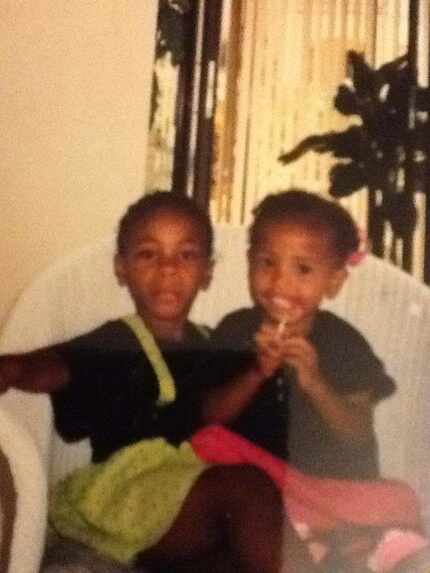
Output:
[{"xmin": 139, "ymin": 464, "xmax": 315, "ymax": 573}]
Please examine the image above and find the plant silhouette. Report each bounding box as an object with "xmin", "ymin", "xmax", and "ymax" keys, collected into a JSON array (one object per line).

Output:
[{"xmin": 279, "ymin": 50, "xmax": 429, "ymax": 266}]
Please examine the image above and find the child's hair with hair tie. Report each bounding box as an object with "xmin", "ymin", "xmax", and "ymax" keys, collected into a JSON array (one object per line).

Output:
[{"xmin": 347, "ymin": 228, "xmax": 368, "ymax": 266}]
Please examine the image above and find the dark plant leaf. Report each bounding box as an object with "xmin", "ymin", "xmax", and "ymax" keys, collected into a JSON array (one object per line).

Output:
[
  {"xmin": 334, "ymin": 85, "xmax": 360, "ymax": 116},
  {"xmin": 347, "ymin": 51, "xmax": 375, "ymax": 100},
  {"xmin": 329, "ymin": 163, "xmax": 367, "ymax": 197},
  {"xmin": 368, "ymin": 111, "xmax": 407, "ymax": 152},
  {"xmin": 329, "ymin": 127, "xmax": 368, "ymax": 161},
  {"xmin": 376, "ymin": 55, "xmax": 409, "ymax": 88},
  {"xmin": 383, "ymin": 66, "xmax": 414, "ymax": 117},
  {"xmin": 278, "ymin": 134, "xmax": 337, "ymax": 164},
  {"xmin": 280, "ymin": 128, "xmax": 370, "ymax": 164}
]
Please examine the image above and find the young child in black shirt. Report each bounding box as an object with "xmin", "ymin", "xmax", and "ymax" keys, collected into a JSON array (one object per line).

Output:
[
  {"xmin": 203, "ymin": 189, "xmax": 394, "ymax": 479},
  {"xmin": 196, "ymin": 189, "xmax": 429, "ymax": 571}
]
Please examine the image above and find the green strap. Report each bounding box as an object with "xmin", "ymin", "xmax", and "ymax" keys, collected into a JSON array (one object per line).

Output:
[{"xmin": 122, "ymin": 314, "xmax": 176, "ymax": 405}]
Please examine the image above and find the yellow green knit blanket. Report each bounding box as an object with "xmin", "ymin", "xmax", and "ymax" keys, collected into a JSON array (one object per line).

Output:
[{"xmin": 50, "ymin": 438, "xmax": 206, "ymax": 564}]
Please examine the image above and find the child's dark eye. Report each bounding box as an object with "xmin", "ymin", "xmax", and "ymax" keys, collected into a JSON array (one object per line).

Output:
[
  {"xmin": 136, "ymin": 249, "xmax": 157, "ymax": 261},
  {"xmin": 179, "ymin": 249, "xmax": 201, "ymax": 262},
  {"xmin": 253, "ymin": 255, "xmax": 274, "ymax": 268},
  {"xmin": 298, "ymin": 263, "xmax": 312, "ymax": 275}
]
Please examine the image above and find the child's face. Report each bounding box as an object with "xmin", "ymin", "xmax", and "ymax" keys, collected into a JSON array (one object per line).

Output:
[
  {"xmin": 115, "ymin": 209, "xmax": 212, "ymax": 339},
  {"xmin": 248, "ymin": 221, "xmax": 346, "ymax": 334}
]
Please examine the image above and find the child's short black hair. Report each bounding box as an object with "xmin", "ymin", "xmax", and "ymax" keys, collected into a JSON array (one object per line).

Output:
[
  {"xmin": 249, "ymin": 189, "xmax": 359, "ymax": 264},
  {"xmin": 117, "ymin": 191, "xmax": 214, "ymax": 257}
]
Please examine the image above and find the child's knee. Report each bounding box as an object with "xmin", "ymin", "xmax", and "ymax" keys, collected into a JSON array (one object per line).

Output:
[{"xmin": 205, "ymin": 464, "xmax": 283, "ymax": 512}]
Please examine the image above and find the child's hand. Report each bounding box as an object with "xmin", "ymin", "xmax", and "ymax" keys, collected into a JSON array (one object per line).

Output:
[
  {"xmin": 282, "ymin": 335, "xmax": 324, "ymax": 392},
  {"xmin": 254, "ymin": 323, "xmax": 289, "ymax": 378},
  {"xmin": 255, "ymin": 322, "xmax": 326, "ymax": 392}
]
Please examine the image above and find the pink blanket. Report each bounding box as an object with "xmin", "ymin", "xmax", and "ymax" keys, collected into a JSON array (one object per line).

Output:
[{"xmin": 191, "ymin": 425, "xmax": 428, "ymax": 571}]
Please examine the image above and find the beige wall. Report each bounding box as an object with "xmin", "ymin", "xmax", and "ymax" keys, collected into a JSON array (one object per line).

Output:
[{"xmin": 0, "ymin": 0, "xmax": 158, "ymax": 327}]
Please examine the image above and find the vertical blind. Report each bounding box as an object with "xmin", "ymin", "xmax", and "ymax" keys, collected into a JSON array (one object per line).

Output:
[{"xmin": 209, "ymin": 0, "xmax": 427, "ymax": 276}]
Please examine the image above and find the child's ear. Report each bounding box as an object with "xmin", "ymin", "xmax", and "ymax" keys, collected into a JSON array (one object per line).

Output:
[
  {"xmin": 201, "ymin": 260, "xmax": 214, "ymax": 291},
  {"xmin": 326, "ymin": 267, "xmax": 348, "ymax": 299},
  {"xmin": 114, "ymin": 254, "xmax": 127, "ymax": 286}
]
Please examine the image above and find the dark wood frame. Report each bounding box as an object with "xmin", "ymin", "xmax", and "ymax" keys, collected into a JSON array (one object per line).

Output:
[
  {"xmin": 170, "ymin": 1, "xmax": 200, "ymax": 197},
  {"xmin": 168, "ymin": 0, "xmax": 224, "ymax": 209}
]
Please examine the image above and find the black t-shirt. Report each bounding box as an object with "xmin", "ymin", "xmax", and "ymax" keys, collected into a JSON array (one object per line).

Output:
[
  {"xmin": 209, "ymin": 307, "xmax": 396, "ymax": 479},
  {"xmin": 51, "ymin": 319, "xmax": 210, "ymax": 462}
]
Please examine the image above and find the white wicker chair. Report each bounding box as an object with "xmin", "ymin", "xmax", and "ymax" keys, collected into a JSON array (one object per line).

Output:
[{"xmin": 1, "ymin": 224, "xmax": 430, "ymax": 572}]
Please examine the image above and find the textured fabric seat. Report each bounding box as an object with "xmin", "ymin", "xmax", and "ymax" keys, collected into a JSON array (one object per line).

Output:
[{"xmin": 1, "ymin": 224, "xmax": 430, "ymax": 572}]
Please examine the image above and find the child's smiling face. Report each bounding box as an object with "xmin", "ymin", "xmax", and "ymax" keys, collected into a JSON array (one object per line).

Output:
[
  {"xmin": 114, "ymin": 208, "xmax": 212, "ymax": 340},
  {"xmin": 248, "ymin": 221, "xmax": 347, "ymax": 334}
]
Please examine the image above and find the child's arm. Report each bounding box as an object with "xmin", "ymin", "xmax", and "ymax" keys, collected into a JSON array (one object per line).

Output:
[
  {"xmin": 282, "ymin": 335, "xmax": 375, "ymax": 444},
  {"xmin": 0, "ymin": 349, "xmax": 70, "ymax": 395},
  {"xmin": 201, "ymin": 323, "xmax": 286, "ymax": 424},
  {"xmin": 201, "ymin": 361, "xmax": 267, "ymax": 424}
]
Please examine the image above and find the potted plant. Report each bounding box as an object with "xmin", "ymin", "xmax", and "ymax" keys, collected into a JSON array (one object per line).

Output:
[{"xmin": 279, "ymin": 50, "xmax": 429, "ymax": 270}]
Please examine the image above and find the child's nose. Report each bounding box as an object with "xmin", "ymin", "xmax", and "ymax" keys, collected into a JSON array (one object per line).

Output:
[
  {"xmin": 158, "ymin": 254, "xmax": 179, "ymax": 273},
  {"xmin": 273, "ymin": 267, "xmax": 295, "ymax": 293}
]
